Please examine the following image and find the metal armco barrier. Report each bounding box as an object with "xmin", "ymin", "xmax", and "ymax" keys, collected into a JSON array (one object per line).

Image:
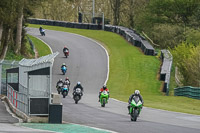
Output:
[
  {"xmin": 174, "ymin": 86, "xmax": 200, "ymax": 99},
  {"xmin": 28, "ymin": 18, "xmax": 155, "ymax": 56},
  {"xmin": 160, "ymin": 50, "xmax": 173, "ymax": 95}
]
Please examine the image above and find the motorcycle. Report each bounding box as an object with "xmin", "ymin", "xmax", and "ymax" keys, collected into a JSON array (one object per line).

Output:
[
  {"xmin": 63, "ymin": 49, "xmax": 69, "ymax": 58},
  {"xmin": 56, "ymin": 82, "xmax": 63, "ymax": 94},
  {"xmin": 40, "ymin": 29, "xmax": 45, "ymax": 36},
  {"xmin": 73, "ymin": 88, "xmax": 82, "ymax": 104},
  {"xmin": 100, "ymin": 91, "xmax": 109, "ymax": 107},
  {"xmin": 64, "ymin": 80, "xmax": 70, "ymax": 88},
  {"xmin": 62, "ymin": 85, "xmax": 69, "ymax": 98},
  {"xmin": 129, "ymin": 96, "xmax": 143, "ymax": 121},
  {"xmin": 61, "ymin": 66, "xmax": 67, "ymax": 75}
]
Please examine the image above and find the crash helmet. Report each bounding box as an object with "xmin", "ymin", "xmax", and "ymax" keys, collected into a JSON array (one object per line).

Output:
[
  {"xmin": 77, "ymin": 82, "xmax": 81, "ymax": 85},
  {"xmin": 62, "ymin": 63, "xmax": 65, "ymax": 66},
  {"xmin": 134, "ymin": 90, "xmax": 140, "ymax": 95},
  {"xmin": 59, "ymin": 79, "xmax": 62, "ymax": 82},
  {"xmin": 103, "ymin": 85, "xmax": 107, "ymax": 90},
  {"xmin": 64, "ymin": 46, "xmax": 67, "ymax": 48},
  {"xmin": 65, "ymin": 77, "xmax": 69, "ymax": 80}
]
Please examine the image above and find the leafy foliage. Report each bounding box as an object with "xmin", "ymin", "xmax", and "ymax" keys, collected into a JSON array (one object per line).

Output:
[{"xmin": 171, "ymin": 43, "xmax": 200, "ymax": 86}]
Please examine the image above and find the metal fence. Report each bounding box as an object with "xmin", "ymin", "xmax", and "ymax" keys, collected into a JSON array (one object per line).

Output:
[
  {"xmin": 160, "ymin": 50, "xmax": 173, "ymax": 95},
  {"xmin": 7, "ymin": 76, "xmax": 50, "ymax": 115},
  {"xmin": 7, "ymin": 84, "xmax": 28, "ymax": 114},
  {"xmin": 0, "ymin": 60, "xmax": 19, "ymax": 95}
]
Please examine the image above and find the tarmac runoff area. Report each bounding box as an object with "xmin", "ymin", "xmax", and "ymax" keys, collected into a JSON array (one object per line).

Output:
[{"xmin": 19, "ymin": 123, "xmax": 116, "ymax": 133}]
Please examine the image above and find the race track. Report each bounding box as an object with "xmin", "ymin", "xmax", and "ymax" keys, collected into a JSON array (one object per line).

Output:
[{"xmin": 27, "ymin": 28, "xmax": 200, "ymax": 133}]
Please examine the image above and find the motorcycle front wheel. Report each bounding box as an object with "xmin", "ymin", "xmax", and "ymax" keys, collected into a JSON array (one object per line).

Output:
[
  {"xmin": 74, "ymin": 95, "xmax": 80, "ymax": 104},
  {"xmin": 131, "ymin": 109, "xmax": 138, "ymax": 121},
  {"xmin": 101, "ymin": 98, "xmax": 106, "ymax": 107}
]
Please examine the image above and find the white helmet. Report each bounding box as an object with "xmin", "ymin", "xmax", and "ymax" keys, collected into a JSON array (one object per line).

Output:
[
  {"xmin": 77, "ymin": 82, "xmax": 81, "ymax": 85},
  {"xmin": 62, "ymin": 63, "xmax": 65, "ymax": 66},
  {"xmin": 134, "ymin": 90, "xmax": 140, "ymax": 95}
]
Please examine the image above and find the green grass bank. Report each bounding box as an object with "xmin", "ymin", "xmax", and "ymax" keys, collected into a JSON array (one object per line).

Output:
[
  {"xmin": 28, "ymin": 24, "xmax": 200, "ymax": 115},
  {"xmin": 27, "ymin": 34, "xmax": 51, "ymax": 57},
  {"xmin": 5, "ymin": 35, "xmax": 51, "ymax": 61}
]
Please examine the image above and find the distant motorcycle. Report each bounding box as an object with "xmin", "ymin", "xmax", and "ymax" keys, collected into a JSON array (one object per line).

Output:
[
  {"xmin": 73, "ymin": 88, "xmax": 83, "ymax": 104},
  {"xmin": 61, "ymin": 66, "xmax": 67, "ymax": 75},
  {"xmin": 100, "ymin": 90, "xmax": 109, "ymax": 107},
  {"xmin": 129, "ymin": 96, "xmax": 143, "ymax": 121},
  {"xmin": 57, "ymin": 82, "xmax": 63, "ymax": 94},
  {"xmin": 40, "ymin": 29, "xmax": 45, "ymax": 36},
  {"xmin": 63, "ymin": 49, "xmax": 69, "ymax": 58},
  {"xmin": 62, "ymin": 85, "xmax": 69, "ymax": 98}
]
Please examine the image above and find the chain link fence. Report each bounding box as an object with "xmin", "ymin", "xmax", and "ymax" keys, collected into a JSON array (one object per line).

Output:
[{"xmin": 0, "ymin": 60, "xmax": 19, "ymax": 95}]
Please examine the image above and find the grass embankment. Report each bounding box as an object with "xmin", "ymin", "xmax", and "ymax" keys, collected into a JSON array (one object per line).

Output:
[
  {"xmin": 5, "ymin": 36, "xmax": 34, "ymax": 60},
  {"xmin": 28, "ymin": 24, "xmax": 200, "ymax": 115},
  {"xmin": 27, "ymin": 35, "xmax": 51, "ymax": 57},
  {"xmin": 5, "ymin": 35, "xmax": 51, "ymax": 60}
]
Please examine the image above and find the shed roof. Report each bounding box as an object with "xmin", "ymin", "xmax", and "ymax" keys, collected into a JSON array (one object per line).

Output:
[{"xmin": 19, "ymin": 52, "xmax": 59, "ymax": 67}]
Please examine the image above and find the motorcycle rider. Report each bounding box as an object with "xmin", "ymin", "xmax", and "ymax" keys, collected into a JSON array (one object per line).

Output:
[
  {"xmin": 56, "ymin": 79, "xmax": 63, "ymax": 88},
  {"xmin": 39, "ymin": 26, "xmax": 43, "ymax": 32},
  {"xmin": 98, "ymin": 85, "xmax": 109, "ymax": 102},
  {"xmin": 61, "ymin": 63, "xmax": 67, "ymax": 69},
  {"xmin": 73, "ymin": 82, "xmax": 83, "ymax": 95},
  {"xmin": 63, "ymin": 46, "xmax": 69, "ymax": 53},
  {"xmin": 63, "ymin": 77, "xmax": 70, "ymax": 87},
  {"xmin": 39, "ymin": 26, "xmax": 45, "ymax": 35},
  {"xmin": 128, "ymin": 90, "xmax": 144, "ymax": 114}
]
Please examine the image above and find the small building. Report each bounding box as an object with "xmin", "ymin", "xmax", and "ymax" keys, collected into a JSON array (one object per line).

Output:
[{"xmin": 6, "ymin": 52, "xmax": 58, "ymax": 115}]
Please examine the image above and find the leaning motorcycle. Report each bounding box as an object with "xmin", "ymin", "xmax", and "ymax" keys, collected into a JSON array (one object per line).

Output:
[
  {"xmin": 40, "ymin": 29, "xmax": 45, "ymax": 36},
  {"xmin": 62, "ymin": 85, "xmax": 69, "ymax": 98},
  {"xmin": 129, "ymin": 96, "xmax": 143, "ymax": 121},
  {"xmin": 63, "ymin": 49, "xmax": 69, "ymax": 58},
  {"xmin": 61, "ymin": 66, "xmax": 67, "ymax": 75},
  {"xmin": 57, "ymin": 82, "xmax": 63, "ymax": 94},
  {"xmin": 100, "ymin": 91, "xmax": 109, "ymax": 107},
  {"xmin": 73, "ymin": 88, "xmax": 82, "ymax": 104}
]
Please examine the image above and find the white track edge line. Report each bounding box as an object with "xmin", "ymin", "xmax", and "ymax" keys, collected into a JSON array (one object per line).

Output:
[
  {"xmin": 35, "ymin": 36, "xmax": 53, "ymax": 54},
  {"xmin": 65, "ymin": 122, "xmax": 118, "ymax": 133},
  {"xmin": 32, "ymin": 30, "xmax": 118, "ymax": 132},
  {"xmin": 61, "ymin": 32, "xmax": 110, "ymax": 86}
]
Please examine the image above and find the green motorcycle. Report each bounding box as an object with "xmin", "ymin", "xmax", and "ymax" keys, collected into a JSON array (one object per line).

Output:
[
  {"xmin": 100, "ymin": 91, "xmax": 109, "ymax": 107},
  {"xmin": 129, "ymin": 96, "xmax": 143, "ymax": 121}
]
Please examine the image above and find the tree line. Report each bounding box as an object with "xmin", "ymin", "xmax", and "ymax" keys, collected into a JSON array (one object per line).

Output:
[
  {"xmin": 0, "ymin": 0, "xmax": 46, "ymax": 59},
  {"xmin": 0, "ymin": 0, "xmax": 199, "ymax": 86}
]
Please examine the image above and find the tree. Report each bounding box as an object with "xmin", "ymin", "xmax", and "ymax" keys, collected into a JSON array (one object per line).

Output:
[
  {"xmin": 171, "ymin": 42, "xmax": 199, "ymax": 86},
  {"xmin": 0, "ymin": 0, "xmax": 17, "ymax": 59},
  {"xmin": 109, "ymin": 0, "xmax": 122, "ymax": 25},
  {"xmin": 184, "ymin": 45, "xmax": 200, "ymax": 87},
  {"xmin": 15, "ymin": 0, "xmax": 24, "ymax": 54}
]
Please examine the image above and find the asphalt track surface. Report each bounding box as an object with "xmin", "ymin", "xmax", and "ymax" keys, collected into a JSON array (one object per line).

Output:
[{"xmin": 27, "ymin": 28, "xmax": 200, "ymax": 133}]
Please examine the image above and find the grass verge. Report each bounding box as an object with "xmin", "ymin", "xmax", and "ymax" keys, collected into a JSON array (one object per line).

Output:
[
  {"xmin": 27, "ymin": 34, "xmax": 51, "ymax": 57},
  {"xmin": 5, "ymin": 36, "xmax": 34, "ymax": 61},
  {"xmin": 28, "ymin": 24, "xmax": 200, "ymax": 115}
]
